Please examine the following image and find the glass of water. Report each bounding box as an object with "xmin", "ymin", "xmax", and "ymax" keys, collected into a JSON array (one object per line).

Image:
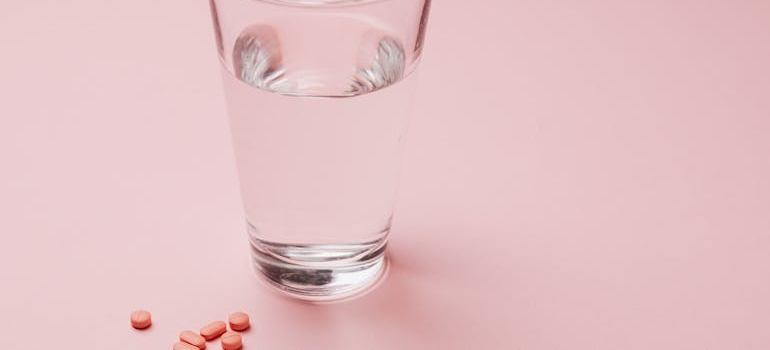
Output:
[{"xmin": 208, "ymin": 0, "xmax": 431, "ymax": 301}]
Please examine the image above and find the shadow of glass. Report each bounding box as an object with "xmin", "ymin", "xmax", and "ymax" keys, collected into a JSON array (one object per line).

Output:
[{"xmin": 248, "ymin": 235, "xmax": 455, "ymax": 348}]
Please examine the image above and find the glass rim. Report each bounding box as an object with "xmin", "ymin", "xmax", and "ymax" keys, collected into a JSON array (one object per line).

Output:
[{"xmin": 254, "ymin": 0, "xmax": 395, "ymax": 7}]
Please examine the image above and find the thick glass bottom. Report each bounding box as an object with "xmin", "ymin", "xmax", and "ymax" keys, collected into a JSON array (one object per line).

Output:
[{"xmin": 248, "ymin": 224, "xmax": 389, "ymax": 302}]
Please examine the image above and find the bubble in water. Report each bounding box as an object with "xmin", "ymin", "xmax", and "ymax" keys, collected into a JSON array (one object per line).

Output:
[
  {"xmin": 232, "ymin": 25, "xmax": 291, "ymax": 93},
  {"xmin": 347, "ymin": 37, "xmax": 405, "ymax": 95},
  {"xmin": 232, "ymin": 23, "xmax": 405, "ymax": 97}
]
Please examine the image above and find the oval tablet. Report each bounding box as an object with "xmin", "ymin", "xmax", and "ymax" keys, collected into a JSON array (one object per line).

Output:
[
  {"xmin": 130, "ymin": 310, "xmax": 152, "ymax": 329},
  {"xmin": 173, "ymin": 341, "xmax": 199, "ymax": 350},
  {"xmin": 199, "ymin": 320, "xmax": 227, "ymax": 340},
  {"xmin": 228, "ymin": 312, "xmax": 250, "ymax": 331},
  {"xmin": 221, "ymin": 331, "xmax": 243, "ymax": 350},
  {"xmin": 179, "ymin": 330, "xmax": 206, "ymax": 349}
]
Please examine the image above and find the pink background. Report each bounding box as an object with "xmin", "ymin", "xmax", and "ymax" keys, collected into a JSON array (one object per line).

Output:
[{"xmin": 1, "ymin": 0, "xmax": 769, "ymax": 349}]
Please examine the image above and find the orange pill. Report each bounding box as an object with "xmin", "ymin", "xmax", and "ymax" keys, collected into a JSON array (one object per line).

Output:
[
  {"xmin": 179, "ymin": 330, "xmax": 206, "ymax": 349},
  {"xmin": 221, "ymin": 331, "xmax": 243, "ymax": 350},
  {"xmin": 228, "ymin": 312, "xmax": 250, "ymax": 331},
  {"xmin": 130, "ymin": 310, "xmax": 152, "ymax": 329},
  {"xmin": 199, "ymin": 320, "xmax": 227, "ymax": 340},
  {"xmin": 173, "ymin": 341, "xmax": 199, "ymax": 350}
]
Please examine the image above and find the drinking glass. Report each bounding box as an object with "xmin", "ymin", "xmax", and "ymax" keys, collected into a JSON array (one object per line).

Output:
[{"xmin": 208, "ymin": 0, "xmax": 431, "ymax": 301}]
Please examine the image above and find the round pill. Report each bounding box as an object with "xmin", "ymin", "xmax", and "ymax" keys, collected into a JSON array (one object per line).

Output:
[
  {"xmin": 173, "ymin": 341, "xmax": 199, "ymax": 350},
  {"xmin": 199, "ymin": 320, "xmax": 227, "ymax": 340},
  {"xmin": 179, "ymin": 330, "xmax": 206, "ymax": 349},
  {"xmin": 228, "ymin": 312, "xmax": 250, "ymax": 331},
  {"xmin": 221, "ymin": 331, "xmax": 243, "ymax": 350},
  {"xmin": 130, "ymin": 310, "xmax": 152, "ymax": 329}
]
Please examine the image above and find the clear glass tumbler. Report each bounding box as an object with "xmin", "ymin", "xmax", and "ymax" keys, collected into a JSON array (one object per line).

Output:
[{"xmin": 208, "ymin": 0, "xmax": 431, "ymax": 301}]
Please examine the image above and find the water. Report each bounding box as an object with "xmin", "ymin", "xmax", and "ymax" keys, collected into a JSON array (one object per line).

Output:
[{"xmin": 219, "ymin": 15, "xmax": 418, "ymax": 300}]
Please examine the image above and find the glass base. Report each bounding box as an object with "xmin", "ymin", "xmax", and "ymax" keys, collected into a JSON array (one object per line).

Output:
[{"xmin": 248, "ymin": 229, "xmax": 389, "ymax": 302}]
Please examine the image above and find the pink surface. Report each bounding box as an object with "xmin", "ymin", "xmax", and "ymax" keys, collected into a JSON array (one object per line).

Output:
[{"xmin": 1, "ymin": 0, "xmax": 769, "ymax": 349}]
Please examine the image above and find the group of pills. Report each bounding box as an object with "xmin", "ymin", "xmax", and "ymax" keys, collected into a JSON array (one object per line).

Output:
[{"xmin": 130, "ymin": 310, "xmax": 250, "ymax": 350}]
